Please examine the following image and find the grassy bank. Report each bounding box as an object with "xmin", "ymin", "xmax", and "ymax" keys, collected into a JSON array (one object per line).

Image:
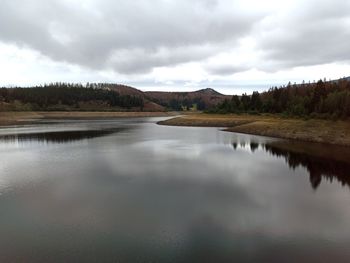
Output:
[
  {"xmin": 0, "ymin": 111, "xmax": 174, "ymax": 126},
  {"xmin": 158, "ymin": 114, "xmax": 350, "ymax": 146}
]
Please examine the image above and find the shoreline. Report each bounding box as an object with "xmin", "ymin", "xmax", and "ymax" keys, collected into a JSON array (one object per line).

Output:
[
  {"xmin": 158, "ymin": 114, "xmax": 350, "ymax": 147},
  {"xmin": 0, "ymin": 111, "xmax": 175, "ymax": 126},
  {"xmin": 2, "ymin": 111, "xmax": 350, "ymax": 147}
]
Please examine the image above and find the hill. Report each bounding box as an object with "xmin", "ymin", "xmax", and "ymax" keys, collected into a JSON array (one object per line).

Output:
[
  {"xmin": 196, "ymin": 88, "xmax": 223, "ymax": 96},
  {"xmin": 145, "ymin": 88, "xmax": 229, "ymax": 111},
  {"xmin": 104, "ymin": 84, "xmax": 145, "ymax": 97},
  {"xmin": 0, "ymin": 83, "xmax": 145, "ymax": 112},
  {"xmin": 0, "ymin": 83, "xmax": 228, "ymax": 112},
  {"xmin": 1, "ymin": 76, "xmax": 349, "ymax": 114},
  {"xmin": 101, "ymin": 84, "xmax": 165, "ymax": 111},
  {"xmin": 102, "ymin": 84, "xmax": 230, "ymax": 111}
]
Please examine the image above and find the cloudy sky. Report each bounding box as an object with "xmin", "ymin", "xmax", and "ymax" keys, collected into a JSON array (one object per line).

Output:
[{"xmin": 0, "ymin": 0, "xmax": 350, "ymax": 94}]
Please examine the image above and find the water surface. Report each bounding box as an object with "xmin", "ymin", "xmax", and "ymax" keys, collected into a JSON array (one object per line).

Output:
[{"xmin": 0, "ymin": 117, "xmax": 350, "ymax": 262}]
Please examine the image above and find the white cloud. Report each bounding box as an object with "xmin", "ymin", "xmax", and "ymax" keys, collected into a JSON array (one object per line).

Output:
[{"xmin": 0, "ymin": 0, "xmax": 349, "ymax": 94}]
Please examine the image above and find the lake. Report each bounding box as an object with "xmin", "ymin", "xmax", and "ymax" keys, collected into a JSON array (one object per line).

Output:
[{"xmin": 0, "ymin": 117, "xmax": 350, "ymax": 262}]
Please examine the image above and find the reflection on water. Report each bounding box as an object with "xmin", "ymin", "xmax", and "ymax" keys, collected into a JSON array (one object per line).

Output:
[
  {"xmin": 264, "ymin": 144, "xmax": 350, "ymax": 190},
  {"xmin": 231, "ymin": 141, "xmax": 350, "ymax": 190},
  {"xmin": 0, "ymin": 128, "xmax": 127, "ymax": 144},
  {"xmin": 1, "ymin": 119, "xmax": 350, "ymax": 262}
]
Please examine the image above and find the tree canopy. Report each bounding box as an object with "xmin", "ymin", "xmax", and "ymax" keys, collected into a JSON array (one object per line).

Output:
[
  {"xmin": 0, "ymin": 83, "xmax": 144, "ymax": 111},
  {"xmin": 211, "ymin": 78, "xmax": 350, "ymax": 119}
]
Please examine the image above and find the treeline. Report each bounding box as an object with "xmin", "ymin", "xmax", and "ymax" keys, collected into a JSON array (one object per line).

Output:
[
  {"xmin": 168, "ymin": 97, "xmax": 206, "ymax": 111},
  {"xmin": 212, "ymin": 78, "xmax": 350, "ymax": 119},
  {"xmin": 0, "ymin": 83, "xmax": 144, "ymax": 111},
  {"xmin": 151, "ymin": 97, "xmax": 206, "ymax": 111}
]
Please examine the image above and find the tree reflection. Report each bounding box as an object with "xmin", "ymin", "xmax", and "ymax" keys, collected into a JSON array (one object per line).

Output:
[
  {"xmin": 250, "ymin": 142, "xmax": 259, "ymax": 152},
  {"xmin": 232, "ymin": 141, "xmax": 350, "ymax": 190},
  {"xmin": 0, "ymin": 128, "xmax": 127, "ymax": 144}
]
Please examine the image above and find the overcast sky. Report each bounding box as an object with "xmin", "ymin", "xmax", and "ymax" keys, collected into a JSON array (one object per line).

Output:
[{"xmin": 0, "ymin": 0, "xmax": 350, "ymax": 94}]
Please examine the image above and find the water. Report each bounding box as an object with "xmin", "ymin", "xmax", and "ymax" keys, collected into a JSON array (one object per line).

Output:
[{"xmin": 0, "ymin": 117, "xmax": 350, "ymax": 262}]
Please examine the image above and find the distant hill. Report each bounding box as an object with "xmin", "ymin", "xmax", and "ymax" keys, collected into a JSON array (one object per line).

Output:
[
  {"xmin": 105, "ymin": 84, "xmax": 144, "ymax": 97},
  {"xmin": 103, "ymin": 84, "xmax": 229, "ymax": 111},
  {"xmin": 196, "ymin": 88, "xmax": 223, "ymax": 96},
  {"xmin": 102, "ymin": 84, "xmax": 165, "ymax": 111},
  {"xmin": 0, "ymin": 83, "xmax": 229, "ymax": 112},
  {"xmin": 2, "ymin": 76, "xmax": 349, "ymax": 113},
  {"xmin": 0, "ymin": 83, "xmax": 145, "ymax": 112},
  {"xmin": 145, "ymin": 88, "xmax": 229, "ymax": 111},
  {"xmin": 329, "ymin": 76, "xmax": 350, "ymax": 83}
]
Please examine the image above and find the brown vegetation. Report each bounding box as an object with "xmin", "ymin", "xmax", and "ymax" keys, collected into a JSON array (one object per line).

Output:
[{"xmin": 158, "ymin": 113, "xmax": 350, "ymax": 146}]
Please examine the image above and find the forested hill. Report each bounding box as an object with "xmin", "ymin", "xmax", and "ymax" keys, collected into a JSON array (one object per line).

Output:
[
  {"xmin": 145, "ymin": 88, "xmax": 230, "ymax": 111},
  {"xmin": 213, "ymin": 77, "xmax": 350, "ymax": 119},
  {"xmin": 0, "ymin": 83, "xmax": 145, "ymax": 111},
  {"xmin": 0, "ymin": 83, "xmax": 229, "ymax": 112},
  {"xmin": 2, "ymin": 78, "xmax": 349, "ymax": 115}
]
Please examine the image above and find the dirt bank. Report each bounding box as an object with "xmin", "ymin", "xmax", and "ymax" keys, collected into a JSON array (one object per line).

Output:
[
  {"xmin": 158, "ymin": 114, "xmax": 350, "ymax": 146},
  {"xmin": 0, "ymin": 111, "xmax": 174, "ymax": 126}
]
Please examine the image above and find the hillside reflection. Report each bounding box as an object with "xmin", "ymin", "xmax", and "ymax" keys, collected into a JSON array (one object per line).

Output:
[
  {"xmin": 232, "ymin": 141, "xmax": 350, "ymax": 190},
  {"xmin": 0, "ymin": 128, "xmax": 127, "ymax": 144}
]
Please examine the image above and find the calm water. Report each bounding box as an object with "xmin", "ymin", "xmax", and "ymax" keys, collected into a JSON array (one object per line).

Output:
[{"xmin": 0, "ymin": 117, "xmax": 350, "ymax": 262}]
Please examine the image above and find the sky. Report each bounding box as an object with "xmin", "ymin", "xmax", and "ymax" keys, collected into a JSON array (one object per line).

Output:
[{"xmin": 0, "ymin": 0, "xmax": 350, "ymax": 94}]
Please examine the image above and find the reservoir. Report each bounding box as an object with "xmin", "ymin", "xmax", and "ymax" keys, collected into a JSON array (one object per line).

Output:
[{"xmin": 0, "ymin": 117, "xmax": 350, "ymax": 262}]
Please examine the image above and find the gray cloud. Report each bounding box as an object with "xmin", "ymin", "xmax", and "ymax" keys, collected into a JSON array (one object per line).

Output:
[
  {"xmin": 1, "ymin": 0, "xmax": 350, "ymax": 80},
  {"xmin": 257, "ymin": 0, "xmax": 350, "ymax": 71},
  {"xmin": 108, "ymin": 45, "xmax": 218, "ymax": 74},
  {"xmin": 205, "ymin": 64, "xmax": 249, "ymax": 75},
  {"xmin": 0, "ymin": 0, "xmax": 261, "ymax": 74}
]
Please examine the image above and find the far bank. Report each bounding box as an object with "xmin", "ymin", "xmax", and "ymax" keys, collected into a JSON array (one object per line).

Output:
[
  {"xmin": 158, "ymin": 114, "xmax": 350, "ymax": 147},
  {"xmin": 0, "ymin": 111, "xmax": 174, "ymax": 126}
]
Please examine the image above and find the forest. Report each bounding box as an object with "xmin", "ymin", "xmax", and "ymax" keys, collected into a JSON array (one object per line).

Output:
[
  {"xmin": 156, "ymin": 97, "xmax": 206, "ymax": 111},
  {"xmin": 212, "ymin": 78, "xmax": 350, "ymax": 119},
  {"xmin": 0, "ymin": 83, "xmax": 144, "ymax": 111},
  {"xmin": 1, "ymin": 79, "xmax": 350, "ymax": 117}
]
